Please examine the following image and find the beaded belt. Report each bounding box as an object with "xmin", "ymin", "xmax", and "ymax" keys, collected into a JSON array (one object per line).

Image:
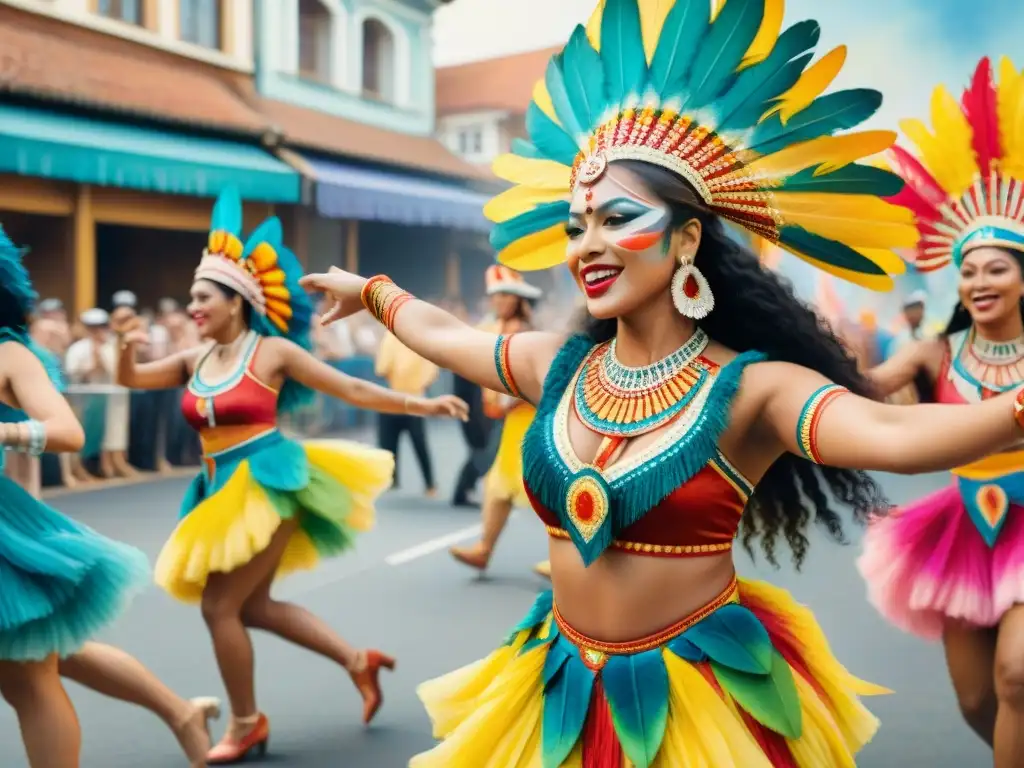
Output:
[
  {"xmin": 544, "ymin": 524, "xmax": 732, "ymax": 556},
  {"xmin": 552, "ymin": 576, "xmax": 739, "ymax": 666}
]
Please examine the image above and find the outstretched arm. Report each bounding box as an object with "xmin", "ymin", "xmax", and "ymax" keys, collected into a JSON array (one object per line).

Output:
[
  {"xmin": 863, "ymin": 339, "xmax": 941, "ymax": 399},
  {"xmin": 756, "ymin": 361, "xmax": 1021, "ymax": 474},
  {"xmin": 274, "ymin": 339, "xmax": 468, "ymax": 420},
  {"xmin": 1, "ymin": 342, "xmax": 84, "ymax": 453},
  {"xmin": 114, "ymin": 315, "xmax": 196, "ymax": 390},
  {"xmin": 300, "ymin": 270, "xmax": 563, "ymax": 405}
]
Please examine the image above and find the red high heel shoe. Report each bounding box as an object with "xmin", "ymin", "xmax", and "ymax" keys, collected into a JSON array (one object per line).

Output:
[
  {"xmin": 350, "ymin": 649, "xmax": 396, "ymax": 725},
  {"xmin": 207, "ymin": 712, "xmax": 270, "ymax": 764}
]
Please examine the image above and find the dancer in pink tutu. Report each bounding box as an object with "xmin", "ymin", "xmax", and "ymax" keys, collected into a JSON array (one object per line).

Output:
[{"xmin": 858, "ymin": 57, "xmax": 1024, "ymax": 762}]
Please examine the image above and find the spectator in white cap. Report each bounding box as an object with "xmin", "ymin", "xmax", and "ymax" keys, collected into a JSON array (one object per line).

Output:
[
  {"xmin": 65, "ymin": 308, "xmax": 137, "ymax": 479},
  {"xmin": 902, "ymin": 290, "xmax": 928, "ymax": 341}
]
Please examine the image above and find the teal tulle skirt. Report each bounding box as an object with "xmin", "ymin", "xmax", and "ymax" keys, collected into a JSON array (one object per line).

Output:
[{"xmin": 0, "ymin": 472, "xmax": 149, "ymax": 661}]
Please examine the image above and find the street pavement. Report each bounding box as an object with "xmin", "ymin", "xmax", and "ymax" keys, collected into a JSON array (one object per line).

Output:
[{"xmin": 0, "ymin": 422, "xmax": 991, "ymax": 767}]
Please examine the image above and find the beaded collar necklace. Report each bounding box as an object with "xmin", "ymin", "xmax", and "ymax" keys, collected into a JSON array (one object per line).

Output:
[
  {"xmin": 573, "ymin": 328, "xmax": 711, "ymax": 437},
  {"xmin": 954, "ymin": 327, "xmax": 1024, "ymax": 394}
]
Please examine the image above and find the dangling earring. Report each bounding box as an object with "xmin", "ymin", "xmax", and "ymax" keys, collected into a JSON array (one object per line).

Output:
[{"xmin": 671, "ymin": 252, "xmax": 714, "ymax": 319}]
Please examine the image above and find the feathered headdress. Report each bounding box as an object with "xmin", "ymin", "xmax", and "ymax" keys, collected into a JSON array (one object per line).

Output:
[
  {"xmin": 0, "ymin": 226, "xmax": 36, "ymax": 327},
  {"xmin": 485, "ymin": 0, "xmax": 917, "ymax": 290},
  {"xmin": 887, "ymin": 57, "xmax": 1024, "ymax": 271},
  {"xmin": 195, "ymin": 187, "xmax": 314, "ymax": 412}
]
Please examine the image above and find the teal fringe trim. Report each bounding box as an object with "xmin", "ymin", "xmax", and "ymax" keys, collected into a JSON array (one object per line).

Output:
[{"xmin": 522, "ymin": 335, "xmax": 765, "ymax": 564}]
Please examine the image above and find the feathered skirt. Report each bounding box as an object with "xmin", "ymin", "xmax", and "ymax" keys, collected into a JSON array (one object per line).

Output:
[
  {"xmin": 155, "ymin": 429, "xmax": 393, "ymax": 603},
  {"xmin": 858, "ymin": 468, "xmax": 1024, "ymax": 640},
  {"xmin": 483, "ymin": 404, "xmax": 534, "ymax": 506},
  {"xmin": 411, "ymin": 577, "xmax": 887, "ymax": 767},
  {"xmin": 0, "ymin": 472, "xmax": 149, "ymax": 661}
]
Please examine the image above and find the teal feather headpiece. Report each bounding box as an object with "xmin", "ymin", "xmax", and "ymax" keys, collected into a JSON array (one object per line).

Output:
[
  {"xmin": 486, "ymin": 0, "xmax": 918, "ymax": 291},
  {"xmin": 195, "ymin": 187, "xmax": 314, "ymax": 413},
  {"xmin": 0, "ymin": 226, "xmax": 36, "ymax": 328}
]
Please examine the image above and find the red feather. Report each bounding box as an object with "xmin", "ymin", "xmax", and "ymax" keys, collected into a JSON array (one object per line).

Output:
[
  {"xmin": 885, "ymin": 146, "xmax": 946, "ymax": 222},
  {"xmin": 962, "ymin": 57, "xmax": 1002, "ymax": 172}
]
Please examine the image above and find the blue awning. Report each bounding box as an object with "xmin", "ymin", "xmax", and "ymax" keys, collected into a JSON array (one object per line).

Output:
[
  {"xmin": 303, "ymin": 154, "xmax": 491, "ymax": 233},
  {"xmin": 0, "ymin": 104, "xmax": 301, "ymax": 203}
]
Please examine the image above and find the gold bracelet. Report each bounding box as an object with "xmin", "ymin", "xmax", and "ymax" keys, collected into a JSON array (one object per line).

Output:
[{"xmin": 361, "ymin": 276, "xmax": 414, "ymax": 333}]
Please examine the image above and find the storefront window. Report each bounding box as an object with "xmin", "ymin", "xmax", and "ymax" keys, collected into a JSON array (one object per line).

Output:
[
  {"xmin": 180, "ymin": 0, "xmax": 222, "ymax": 50},
  {"xmin": 96, "ymin": 0, "xmax": 142, "ymax": 25}
]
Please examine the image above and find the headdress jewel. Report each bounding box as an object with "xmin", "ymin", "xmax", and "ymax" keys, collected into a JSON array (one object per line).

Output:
[
  {"xmin": 887, "ymin": 57, "xmax": 1024, "ymax": 271},
  {"xmin": 484, "ymin": 0, "xmax": 918, "ymax": 291}
]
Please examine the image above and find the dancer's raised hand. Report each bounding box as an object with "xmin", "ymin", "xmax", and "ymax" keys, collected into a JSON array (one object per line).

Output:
[{"xmin": 299, "ymin": 268, "xmax": 367, "ymax": 326}]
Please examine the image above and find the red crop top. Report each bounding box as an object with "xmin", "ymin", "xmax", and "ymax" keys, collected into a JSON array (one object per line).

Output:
[{"xmin": 180, "ymin": 333, "xmax": 278, "ymax": 454}]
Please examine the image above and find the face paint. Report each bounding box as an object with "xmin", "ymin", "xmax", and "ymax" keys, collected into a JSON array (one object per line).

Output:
[{"xmin": 604, "ymin": 198, "xmax": 671, "ymax": 255}]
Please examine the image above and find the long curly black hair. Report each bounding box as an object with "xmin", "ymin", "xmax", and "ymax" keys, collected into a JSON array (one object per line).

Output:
[{"xmin": 577, "ymin": 160, "xmax": 889, "ymax": 568}]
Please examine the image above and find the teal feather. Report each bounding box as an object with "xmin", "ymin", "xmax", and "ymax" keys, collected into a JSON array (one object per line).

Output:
[
  {"xmin": 560, "ymin": 26, "xmax": 607, "ymax": 132},
  {"xmin": 522, "ymin": 336, "xmax": 765, "ymax": 566},
  {"xmin": 779, "ymin": 225, "xmax": 888, "ymax": 275},
  {"xmin": 666, "ymin": 634, "xmax": 706, "ymax": 662},
  {"xmin": 490, "ymin": 201, "xmax": 571, "ymax": 253},
  {"xmin": 602, "ymin": 650, "xmax": 670, "ymax": 768},
  {"xmin": 506, "ymin": 590, "xmax": 555, "ymax": 644},
  {"xmin": 599, "ymin": 0, "xmax": 648, "ymax": 109},
  {"xmin": 241, "ymin": 216, "xmax": 283, "ymax": 259},
  {"xmin": 712, "ymin": 649, "xmax": 803, "ymax": 740},
  {"xmin": 648, "ymin": 0, "xmax": 708, "ymax": 96},
  {"xmin": 682, "ymin": 604, "xmax": 773, "ymax": 675},
  {"xmin": 512, "ymin": 138, "xmax": 543, "ymax": 159},
  {"xmin": 545, "ymin": 54, "xmax": 587, "ymax": 142},
  {"xmin": 716, "ymin": 22, "xmax": 820, "ymax": 132},
  {"xmin": 523, "ymin": 626, "xmax": 559, "ymax": 655},
  {"xmin": 542, "ymin": 641, "xmax": 594, "ymax": 768},
  {"xmin": 210, "ymin": 186, "xmax": 243, "ymax": 236},
  {"xmin": 748, "ymin": 89, "xmax": 882, "ymax": 155},
  {"xmin": 779, "ymin": 164, "xmax": 905, "ymax": 196},
  {"xmin": 526, "ymin": 102, "xmax": 580, "ymax": 166},
  {"xmin": 0, "ymin": 227, "xmax": 36, "ymax": 323},
  {"xmin": 542, "ymin": 634, "xmax": 573, "ymax": 684},
  {"xmin": 687, "ymin": 0, "xmax": 766, "ymax": 108}
]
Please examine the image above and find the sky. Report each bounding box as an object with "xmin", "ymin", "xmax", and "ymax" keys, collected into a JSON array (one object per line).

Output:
[{"xmin": 432, "ymin": 0, "xmax": 1021, "ymax": 321}]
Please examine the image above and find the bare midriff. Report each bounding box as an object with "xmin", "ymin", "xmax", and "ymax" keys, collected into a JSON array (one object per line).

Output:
[{"xmin": 547, "ymin": 538, "xmax": 736, "ymax": 642}]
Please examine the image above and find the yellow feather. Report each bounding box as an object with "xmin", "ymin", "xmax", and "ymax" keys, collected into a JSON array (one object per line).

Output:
[
  {"xmin": 710, "ymin": 0, "xmax": 724, "ymax": 22},
  {"xmin": 739, "ymin": 0, "xmax": 784, "ymax": 70},
  {"xmin": 266, "ymin": 299, "xmax": 292, "ymax": 320},
  {"xmin": 772, "ymin": 192, "xmax": 919, "ymax": 249},
  {"xmin": 640, "ymin": 0, "xmax": 675, "ymax": 63},
  {"xmin": 263, "ymin": 285, "xmax": 290, "ymax": 302},
  {"xmin": 899, "ymin": 85, "xmax": 975, "ymax": 198},
  {"xmin": 998, "ymin": 57, "xmax": 1024, "ymax": 180},
  {"xmin": 492, "ymin": 154, "xmax": 571, "ymax": 189},
  {"xmin": 532, "ymin": 80, "xmax": 559, "ymax": 125},
  {"xmin": 484, "ymin": 186, "xmax": 568, "ymax": 223},
  {"xmin": 497, "ymin": 224, "xmax": 569, "ymax": 271},
  {"xmin": 763, "ymin": 46, "xmax": 847, "ymax": 125},
  {"xmin": 585, "ymin": 0, "xmax": 605, "ymax": 50},
  {"xmin": 786, "ymin": 248, "xmax": 897, "ymax": 291},
  {"xmin": 248, "ymin": 242, "xmax": 279, "ymax": 273},
  {"xmin": 743, "ymin": 131, "xmax": 897, "ymax": 180}
]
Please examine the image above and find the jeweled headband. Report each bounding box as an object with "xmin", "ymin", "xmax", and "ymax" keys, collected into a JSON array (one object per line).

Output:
[
  {"xmin": 483, "ymin": 0, "xmax": 917, "ymax": 291},
  {"xmin": 887, "ymin": 57, "xmax": 1024, "ymax": 271}
]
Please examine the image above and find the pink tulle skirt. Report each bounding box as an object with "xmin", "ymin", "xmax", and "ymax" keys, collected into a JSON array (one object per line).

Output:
[{"xmin": 857, "ymin": 483, "xmax": 1024, "ymax": 640}]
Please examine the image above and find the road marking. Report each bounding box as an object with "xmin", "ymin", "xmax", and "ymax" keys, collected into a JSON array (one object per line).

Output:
[{"xmin": 384, "ymin": 524, "xmax": 483, "ymax": 566}]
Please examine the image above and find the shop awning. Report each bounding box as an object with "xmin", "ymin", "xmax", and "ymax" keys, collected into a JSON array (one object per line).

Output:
[
  {"xmin": 302, "ymin": 154, "xmax": 491, "ymax": 233},
  {"xmin": 0, "ymin": 104, "xmax": 301, "ymax": 203}
]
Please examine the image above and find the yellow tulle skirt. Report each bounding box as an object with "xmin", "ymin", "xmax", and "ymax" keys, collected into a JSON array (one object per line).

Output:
[
  {"xmin": 483, "ymin": 403, "xmax": 535, "ymax": 506},
  {"xmin": 413, "ymin": 578, "xmax": 887, "ymax": 767},
  {"xmin": 155, "ymin": 431, "xmax": 393, "ymax": 603}
]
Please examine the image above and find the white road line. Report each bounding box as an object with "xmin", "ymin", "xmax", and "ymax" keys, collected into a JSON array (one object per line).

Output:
[{"xmin": 384, "ymin": 524, "xmax": 483, "ymax": 566}]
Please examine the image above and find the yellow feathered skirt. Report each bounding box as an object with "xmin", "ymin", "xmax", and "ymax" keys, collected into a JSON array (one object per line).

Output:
[
  {"xmin": 483, "ymin": 403, "xmax": 535, "ymax": 506},
  {"xmin": 155, "ymin": 429, "xmax": 393, "ymax": 603},
  {"xmin": 412, "ymin": 578, "xmax": 887, "ymax": 767}
]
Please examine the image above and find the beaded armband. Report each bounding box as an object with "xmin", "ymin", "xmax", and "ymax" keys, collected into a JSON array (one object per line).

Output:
[
  {"xmin": 795, "ymin": 384, "xmax": 849, "ymax": 464},
  {"xmin": 361, "ymin": 275, "xmax": 414, "ymax": 333},
  {"xmin": 493, "ymin": 334, "xmax": 523, "ymax": 399},
  {"xmin": 1014, "ymin": 388, "xmax": 1024, "ymax": 430},
  {"xmin": 4, "ymin": 420, "xmax": 46, "ymax": 456}
]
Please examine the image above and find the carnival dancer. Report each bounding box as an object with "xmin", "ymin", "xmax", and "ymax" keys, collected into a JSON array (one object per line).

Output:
[
  {"xmin": 0, "ymin": 228, "xmax": 221, "ymax": 767},
  {"xmin": 449, "ymin": 265, "xmax": 551, "ymax": 578},
  {"xmin": 303, "ymin": 3, "xmax": 1024, "ymax": 766},
  {"xmin": 114, "ymin": 187, "xmax": 468, "ymax": 763},
  {"xmin": 857, "ymin": 57, "xmax": 1024, "ymax": 764}
]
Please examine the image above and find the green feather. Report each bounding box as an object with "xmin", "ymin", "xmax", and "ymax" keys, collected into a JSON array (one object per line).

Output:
[
  {"xmin": 545, "ymin": 54, "xmax": 586, "ymax": 141},
  {"xmin": 779, "ymin": 164, "xmax": 905, "ymax": 196},
  {"xmin": 490, "ymin": 201, "xmax": 570, "ymax": 253},
  {"xmin": 748, "ymin": 89, "xmax": 882, "ymax": 155},
  {"xmin": 716, "ymin": 21, "xmax": 820, "ymax": 132},
  {"xmin": 712, "ymin": 649, "xmax": 803, "ymax": 740},
  {"xmin": 648, "ymin": 0, "xmax": 708, "ymax": 96},
  {"xmin": 600, "ymin": 0, "xmax": 648, "ymax": 108},
  {"xmin": 526, "ymin": 102, "xmax": 580, "ymax": 167},
  {"xmin": 560, "ymin": 26, "xmax": 607, "ymax": 132},
  {"xmin": 688, "ymin": 0, "xmax": 766, "ymax": 108},
  {"xmin": 779, "ymin": 225, "xmax": 888, "ymax": 275},
  {"xmin": 682, "ymin": 604, "xmax": 773, "ymax": 675},
  {"xmin": 511, "ymin": 138, "xmax": 543, "ymax": 159},
  {"xmin": 542, "ymin": 643, "xmax": 594, "ymax": 768},
  {"xmin": 506, "ymin": 590, "xmax": 554, "ymax": 643},
  {"xmin": 602, "ymin": 651, "xmax": 670, "ymax": 768}
]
